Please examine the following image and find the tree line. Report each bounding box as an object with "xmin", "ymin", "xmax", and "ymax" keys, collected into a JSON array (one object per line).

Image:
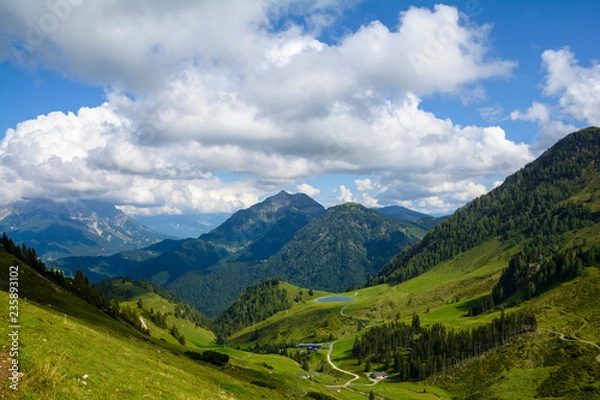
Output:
[
  {"xmin": 353, "ymin": 311, "xmax": 537, "ymax": 381},
  {"xmin": 1, "ymin": 232, "xmax": 112, "ymax": 311},
  {"xmin": 469, "ymin": 243, "xmax": 600, "ymax": 316}
]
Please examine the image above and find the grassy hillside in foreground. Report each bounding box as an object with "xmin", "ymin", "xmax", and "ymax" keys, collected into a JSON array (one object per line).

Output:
[
  {"xmin": 0, "ymin": 238, "xmax": 596, "ymax": 399},
  {"xmin": 0, "ymin": 251, "xmax": 344, "ymax": 399}
]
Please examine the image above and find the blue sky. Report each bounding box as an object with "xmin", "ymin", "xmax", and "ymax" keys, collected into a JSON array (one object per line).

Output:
[{"xmin": 0, "ymin": 0, "xmax": 598, "ymax": 215}]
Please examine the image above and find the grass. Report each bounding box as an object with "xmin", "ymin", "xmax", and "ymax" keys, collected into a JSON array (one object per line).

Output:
[
  {"xmin": 230, "ymin": 299, "xmax": 356, "ymax": 347},
  {"xmin": 1, "ymin": 291, "xmax": 246, "ymax": 399},
  {"xmin": 95, "ymin": 278, "xmax": 218, "ymax": 347},
  {"xmin": 431, "ymin": 266, "xmax": 600, "ymax": 399},
  {"xmin": 231, "ymin": 239, "xmax": 516, "ymax": 354},
  {"xmin": 358, "ymin": 382, "xmax": 450, "ymax": 400},
  {"xmin": 488, "ymin": 367, "xmax": 551, "ymax": 400},
  {"xmin": 0, "ymin": 252, "xmax": 345, "ymax": 399},
  {"xmin": 120, "ymin": 293, "xmax": 216, "ymax": 348},
  {"xmin": 225, "ymin": 229, "xmax": 600, "ymax": 399}
]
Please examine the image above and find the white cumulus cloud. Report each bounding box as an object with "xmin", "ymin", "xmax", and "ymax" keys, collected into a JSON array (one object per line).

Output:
[
  {"xmin": 336, "ymin": 185, "xmax": 354, "ymax": 203},
  {"xmin": 512, "ymin": 48, "xmax": 598, "ymax": 149},
  {"xmin": 542, "ymin": 47, "xmax": 600, "ymax": 126}
]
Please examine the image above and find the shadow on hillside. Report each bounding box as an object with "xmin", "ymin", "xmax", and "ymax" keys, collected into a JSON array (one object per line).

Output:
[{"xmin": 454, "ymin": 295, "xmax": 489, "ymax": 314}]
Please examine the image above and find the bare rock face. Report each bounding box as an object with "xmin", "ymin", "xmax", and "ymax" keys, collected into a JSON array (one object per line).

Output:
[{"xmin": 0, "ymin": 198, "xmax": 167, "ymax": 260}]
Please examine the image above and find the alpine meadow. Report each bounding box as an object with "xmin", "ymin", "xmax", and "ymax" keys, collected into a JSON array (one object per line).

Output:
[{"xmin": 1, "ymin": 1, "xmax": 600, "ymax": 399}]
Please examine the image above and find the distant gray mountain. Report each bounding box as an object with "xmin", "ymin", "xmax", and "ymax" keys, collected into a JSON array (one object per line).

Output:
[
  {"xmin": 0, "ymin": 198, "xmax": 168, "ymax": 260},
  {"xmin": 133, "ymin": 213, "xmax": 230, "ymax": 238}
]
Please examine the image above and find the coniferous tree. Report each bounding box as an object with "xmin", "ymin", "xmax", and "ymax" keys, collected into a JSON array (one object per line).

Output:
[
  {"xmin": 412, "ymin": 312, "xmax": 421, "ymax": 331},
  {"xmin": 302, "ymin": 358, "xmax": 310, "ymax": 372}
]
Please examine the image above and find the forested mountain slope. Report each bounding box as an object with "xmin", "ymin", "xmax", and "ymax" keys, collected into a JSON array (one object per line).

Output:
[
  {"xmin": 125, "ymin": 191, "xmax": 326, "ymax": 285},
  {"xmin": 167, "ymin": 203, "xmax": 421, "ymax": 316},
  {"xmin": 373, "ymin": 126, "xmax": 600, "ymax": 285},
  {"xmin": 264, "ymin": 202, "xmax": 421, "ymax": 291}
]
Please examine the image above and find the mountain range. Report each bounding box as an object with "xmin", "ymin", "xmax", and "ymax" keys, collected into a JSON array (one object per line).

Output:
[
  {"xmin": 51, "ymin": 191, "xmax": 436, "ymax": 316},
  {"xmin": 166, "ymin": 201, "xmax": 426, "ymax": 316},
  {"xmin": 257, "ymin": 202, "xmax": 422, "ymax": 291},
  {"xmin": 0, "ymin": 198, "xmax": 167, "ymax": 260}
]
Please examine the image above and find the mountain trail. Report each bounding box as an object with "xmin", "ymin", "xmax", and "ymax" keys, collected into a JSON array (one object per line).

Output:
[
  {"xmin": 326, "ymin": 340, "xmax": 360, "ymax": 388},
  {"xmin": 340, "ymin": 305, "xmax": 350, "ymax": 318},
  {"xmin": 139, "ymin": 316, "xmax": 148, "ymax": 332},
  {"xmin": 539, "ymin": 328, "xmax": 600, "ymax": 363}
]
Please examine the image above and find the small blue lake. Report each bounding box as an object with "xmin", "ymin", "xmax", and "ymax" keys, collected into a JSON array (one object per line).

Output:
[{"xmin": 315, "ymin": 296, "xmax": 354, "ymax": 303}]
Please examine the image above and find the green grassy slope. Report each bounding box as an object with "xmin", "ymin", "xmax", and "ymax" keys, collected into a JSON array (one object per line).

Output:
[
  {"xmin": 230, "ymin": 238, "xmax": 516, "ymax": 349},
  {"xmin": 0, "ymin": 251, "xmax": 344, "ymax": 399},
  {"xmin": 431, "ymin": 266, "xmax": 600, "ymax": 400},
  {"xmin": 97, "ymin": 278, "xmax": 216, "ymax": 347}
]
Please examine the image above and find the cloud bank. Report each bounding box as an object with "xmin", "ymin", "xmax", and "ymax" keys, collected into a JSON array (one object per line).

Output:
[{"xmin": 0, "ymin": 0, "xmax": 535, "ymax": 214}]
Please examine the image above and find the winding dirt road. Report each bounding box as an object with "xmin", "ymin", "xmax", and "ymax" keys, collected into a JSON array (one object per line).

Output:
[
  {"xmin": 326, "ymin": 340, "xmax": 360, "ymax": 388},
  {"xmin": 326, "ymin": 301, "xmax": 386, "ymax": 390},
  {"xmin": 539, "ymin": 328, "xmax": 600, "ymax": 363}
]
